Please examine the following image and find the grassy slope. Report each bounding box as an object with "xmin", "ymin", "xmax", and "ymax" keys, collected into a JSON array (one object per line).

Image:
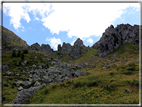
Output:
[
  {"xmin": 2, "ymin": 43, "xmax": 139, "ymax": 104},
  {"xmin": 2, "ymin": 26, "xmax": 29, "ymax": 47},
  {"xmin": 24, "ymin": 43, "xmax": 139, "ymax": 104}
]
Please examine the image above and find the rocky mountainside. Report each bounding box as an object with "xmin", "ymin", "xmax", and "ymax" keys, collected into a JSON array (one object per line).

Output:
[
  {"xmin": 57, "ymin": 38, "xmax": 90, "ymax": 59},
  {"xmin": 1, "ymin": 26, "xmax": 90, "ymax": 58},
  {"xmin": 2, "ymin": 24, "xmax": 140, "ymax": 104},
  {"xmin": 2, "ymin": 26, "xmax": 29, "ymax": 52},
  {"xmin": 92, "ymin": 24, "xmax": 140, "ymax": 57}
]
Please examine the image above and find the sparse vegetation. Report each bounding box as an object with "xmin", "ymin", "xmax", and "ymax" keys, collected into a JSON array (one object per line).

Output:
[{"xmin": 2, "ymin": 26, "xmax": 139, "ymax": 104}]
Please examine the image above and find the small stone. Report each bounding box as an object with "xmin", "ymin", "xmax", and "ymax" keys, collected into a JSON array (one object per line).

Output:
[
  {"xmin": 18, "ymin": 86, "xmax": 23, "ymax": 91},
  {"xmin": 32, "ymin": 64, "xmax": 36, "ymax": 68}
]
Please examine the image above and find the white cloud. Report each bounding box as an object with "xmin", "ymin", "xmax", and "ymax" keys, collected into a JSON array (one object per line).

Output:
[
  {"xmin": 34, "ymin": 17, "xmax": 39, "ymax": 21},
  {"xmin": 3, "ymin": 3, "xmax": 52, "ymax": 30},
  {"xmin": 46, "ymin": 37, "xmax": 62, "ymax": 50},
  {"xmin": 3, "ymin": 3, "xmax": 140, "ymax": 37},
  {"xmin": 87, "ymin": 38, "xmax": 93, "ymax": 44},
  {"xmin": 41, "ymin": 3, "xmax": 140, "ymax": 39}
]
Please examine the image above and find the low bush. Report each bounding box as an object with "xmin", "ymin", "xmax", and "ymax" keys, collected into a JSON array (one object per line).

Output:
[
  {"xmin": 23, "ymin": 49, "xmax": 29, "ymax": 54},
  {"xmin": 110, "ymin": 72, "xmax": 114, "ymax": 75},
  {"xmin": 73, "ymin": 80, "xmax": 99, "ymax": 88},
  {"xmin": 44, "ymin": 88, "xmax": 49, "ymax": 94},
  {"xmin": 102, "ymin": 82, "xmax": 117, "ymax": 91},
  {"xmin": 125, "ymin": 79, "xmax": 139, "ymax": 87},
  {"xmin": 12, "ymin": 49, "xmax": 16, "ymax": 57},
  {"xmin": 109, "ymin": 79, "xmax": 115, "ymax": 82},
  {"xmin": 73, "ymin": 81, "xmax": 82, "ymax": 88},
  {"xmin": 117, "ymin": 62, "xmax": 138, "ymax": 75},
  {"xmin": 52, "ymin": 84, "xmax": 57, "ymax": 89}
]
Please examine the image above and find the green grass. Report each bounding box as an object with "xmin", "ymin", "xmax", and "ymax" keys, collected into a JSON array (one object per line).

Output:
[{"xmin": 2, "ymin": 42, "xmax": 140, "ymax": 104}]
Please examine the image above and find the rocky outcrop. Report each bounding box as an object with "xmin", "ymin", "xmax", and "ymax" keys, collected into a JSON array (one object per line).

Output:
[
  {"xmin": 74, "ymin": 38, "xmax": 84, "ymax": 48},
  {"xmin": 92, "ymin": 24, "xmax": 140, "ymax": 57},
  {"xmin": 41, "ymin": 44, "xmax": 53, "ymax": 55},
  {"xmin": 68, "ymin": 38, "xmax": 90, "ymax": 59},
  {"xmin": 60, "ymin": 42, "xmax": 72, "ymax": 54},
  {"xmin": 30, "ymin": 42, "xmax": 41, "ymax": 51},
  {"xmin": 13, "ymin": 60, "xmax": 90, "ymax": 104},
  {"xmin": 68, "ymin": 45, "xmax": 85, "ymax": 59},
  {"xmin": 30, "ymin": 43, "xmax": 53, "ymax": 55},
  {"xmin": 57, "ymin": 38, "xmax": 90, "ymax": 59},
  {"xmin": 13, "ymin": 87, "xmax": 40, "ymax": 104}
]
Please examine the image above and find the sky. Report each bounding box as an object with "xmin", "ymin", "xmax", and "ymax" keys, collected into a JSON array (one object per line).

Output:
[{"xmin": 2, "ymin": 2, "xmax": 140, "ymax": 51}]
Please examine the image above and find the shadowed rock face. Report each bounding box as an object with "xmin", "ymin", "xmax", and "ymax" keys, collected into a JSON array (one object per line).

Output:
[
  {"xmin": 57, "ymin": 38, "xmax": 90, "ymax": 60},
  {"xmin": 73, "ymin": 38, "xmax": 84, "ymax": 48},
  {"xmin": 41, "ymin": 44, "xmax": 53, "ymax": 55},
  {"xmin": 30, "ymin": 42, "xmax": 41, "ymax": 51},
  {"xmin": 30, "ymin": 43, "xmax": 53, "ymax": 55},
  {"xmin": 60, "ymin": 42, "xmax": 72, "ymax": 54},
  {"xmin": 92, "ymin": 24, "xmax": 140, "ymax": 57}
]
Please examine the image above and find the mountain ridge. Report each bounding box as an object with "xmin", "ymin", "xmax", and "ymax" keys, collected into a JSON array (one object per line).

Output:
[{"xmin": 2, "ymin": 23, "xmax": 140, "ymax": 58}]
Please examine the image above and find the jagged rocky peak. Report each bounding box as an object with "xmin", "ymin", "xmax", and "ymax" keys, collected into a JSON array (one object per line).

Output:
[
  {"xmin": 30, "ymin": 42, "xmax": 53, "ymax": 55},
  {"xmin": 74, "ymin": 38, "xmax": 84, "ymax": 48},
  {"xmin": 30, "ymin": 42, "xmax": 41, "ymax": 51},
  {"xmin": 92, "ymin": 24, "xmax": 140, "ymax": 57},
  {"xmin": 57, "ymin": 44, "xmax": 62, "ymax": 51},
  {"xmin": 57, "ymin": 42, "xmax": 72, "ymax": 54},
  {"xmin": 41, "ymin": 44, "xmax": 53, "ymax": 55}
]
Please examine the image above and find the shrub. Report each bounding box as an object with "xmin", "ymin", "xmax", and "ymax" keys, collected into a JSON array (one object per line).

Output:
[
  {"xmin": 102, "ymin": 82, "xmax": 117, "ymax": 91},
  {"xmin": 127, "ymin": 79, "xmax": 139, "ymax": 87},
  {"xmin": 21, "ymin": 53, "xmax": 24, "ymax": 61},
  {"xmin": 73, "ymin": 81, "xmax": 82, "ymax": 88},
  {"xmin": 44, "ymin": 88, "xmax": 49, "ymax": 94},
  {"xmin": 23, "ymin": 49, "xmax": 28, "ymax": 54},
  {"xmin": 111, "ymin": 64, "xmax": 117, "ymax": 68},
  {"xmin": 86, "ymin": 81, "xmax": 98, "ymax": 87},
  {"xmin": 52, "ymin": 84, "xmax": 57, "ymax": 89},
  {"xmin": 12, "ymin": 49, "xmax": 16, "ymax": 57},
  {"xmin": 17, "ymin": 49, "xmax": 21, "ymax": 57},
  {"xmin": 110, "ymin": 72, "xmax": 114, "ymax": 75},
  {"xmin": 109, "ymin": 79, "xmax": 115, "ymax": 82}
]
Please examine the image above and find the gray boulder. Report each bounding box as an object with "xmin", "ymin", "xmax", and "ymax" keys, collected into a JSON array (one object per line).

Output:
[
  {"xmin": 103, "ymin": 62, "xmax": 110, "ymax": 67},
  {"xmin": 42, "ymin": 76, "xmax": 52, "ymax": 83},
  {"xmin": 21, "ymin": 81, "xmax": 31, "ymax": 88},
  {"xmin": 13, "ymin": 87, "xmax": 40, "ymax": 104},
  {"xmin": 6, "ymin": 71, "xmax": 13, "ymax": 76},
  {"xmin": 32, "ymin": 74, "xmax": 40, "ymax": 82},
  {"xmin": 18, "ymin": 86, "xmax": 23, "ymax": 91},
  {"xmin": 3, "ymin": 64, "xmax": 9, "ymax": 71},
  {"xmin": 24, "ymin": 61, "xmax": 28, "ymax": 65},
  {"xmin": 38, "ymin": 66, "xmax": 42, "ymax": 69},
  {"xmin": 32, "ymin": 64, "xmax": 36, "ymax": 68},
  {"xmin": 20, "ymin": 62, "xmax": 25, "ymax": 66},
  {"xmin": 13, "ymin": 81, "xmax": 23, "ymax": 87},
  {"xmin": 34, "ymin": 81, "xmax": 41, "ymax": 87}
]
